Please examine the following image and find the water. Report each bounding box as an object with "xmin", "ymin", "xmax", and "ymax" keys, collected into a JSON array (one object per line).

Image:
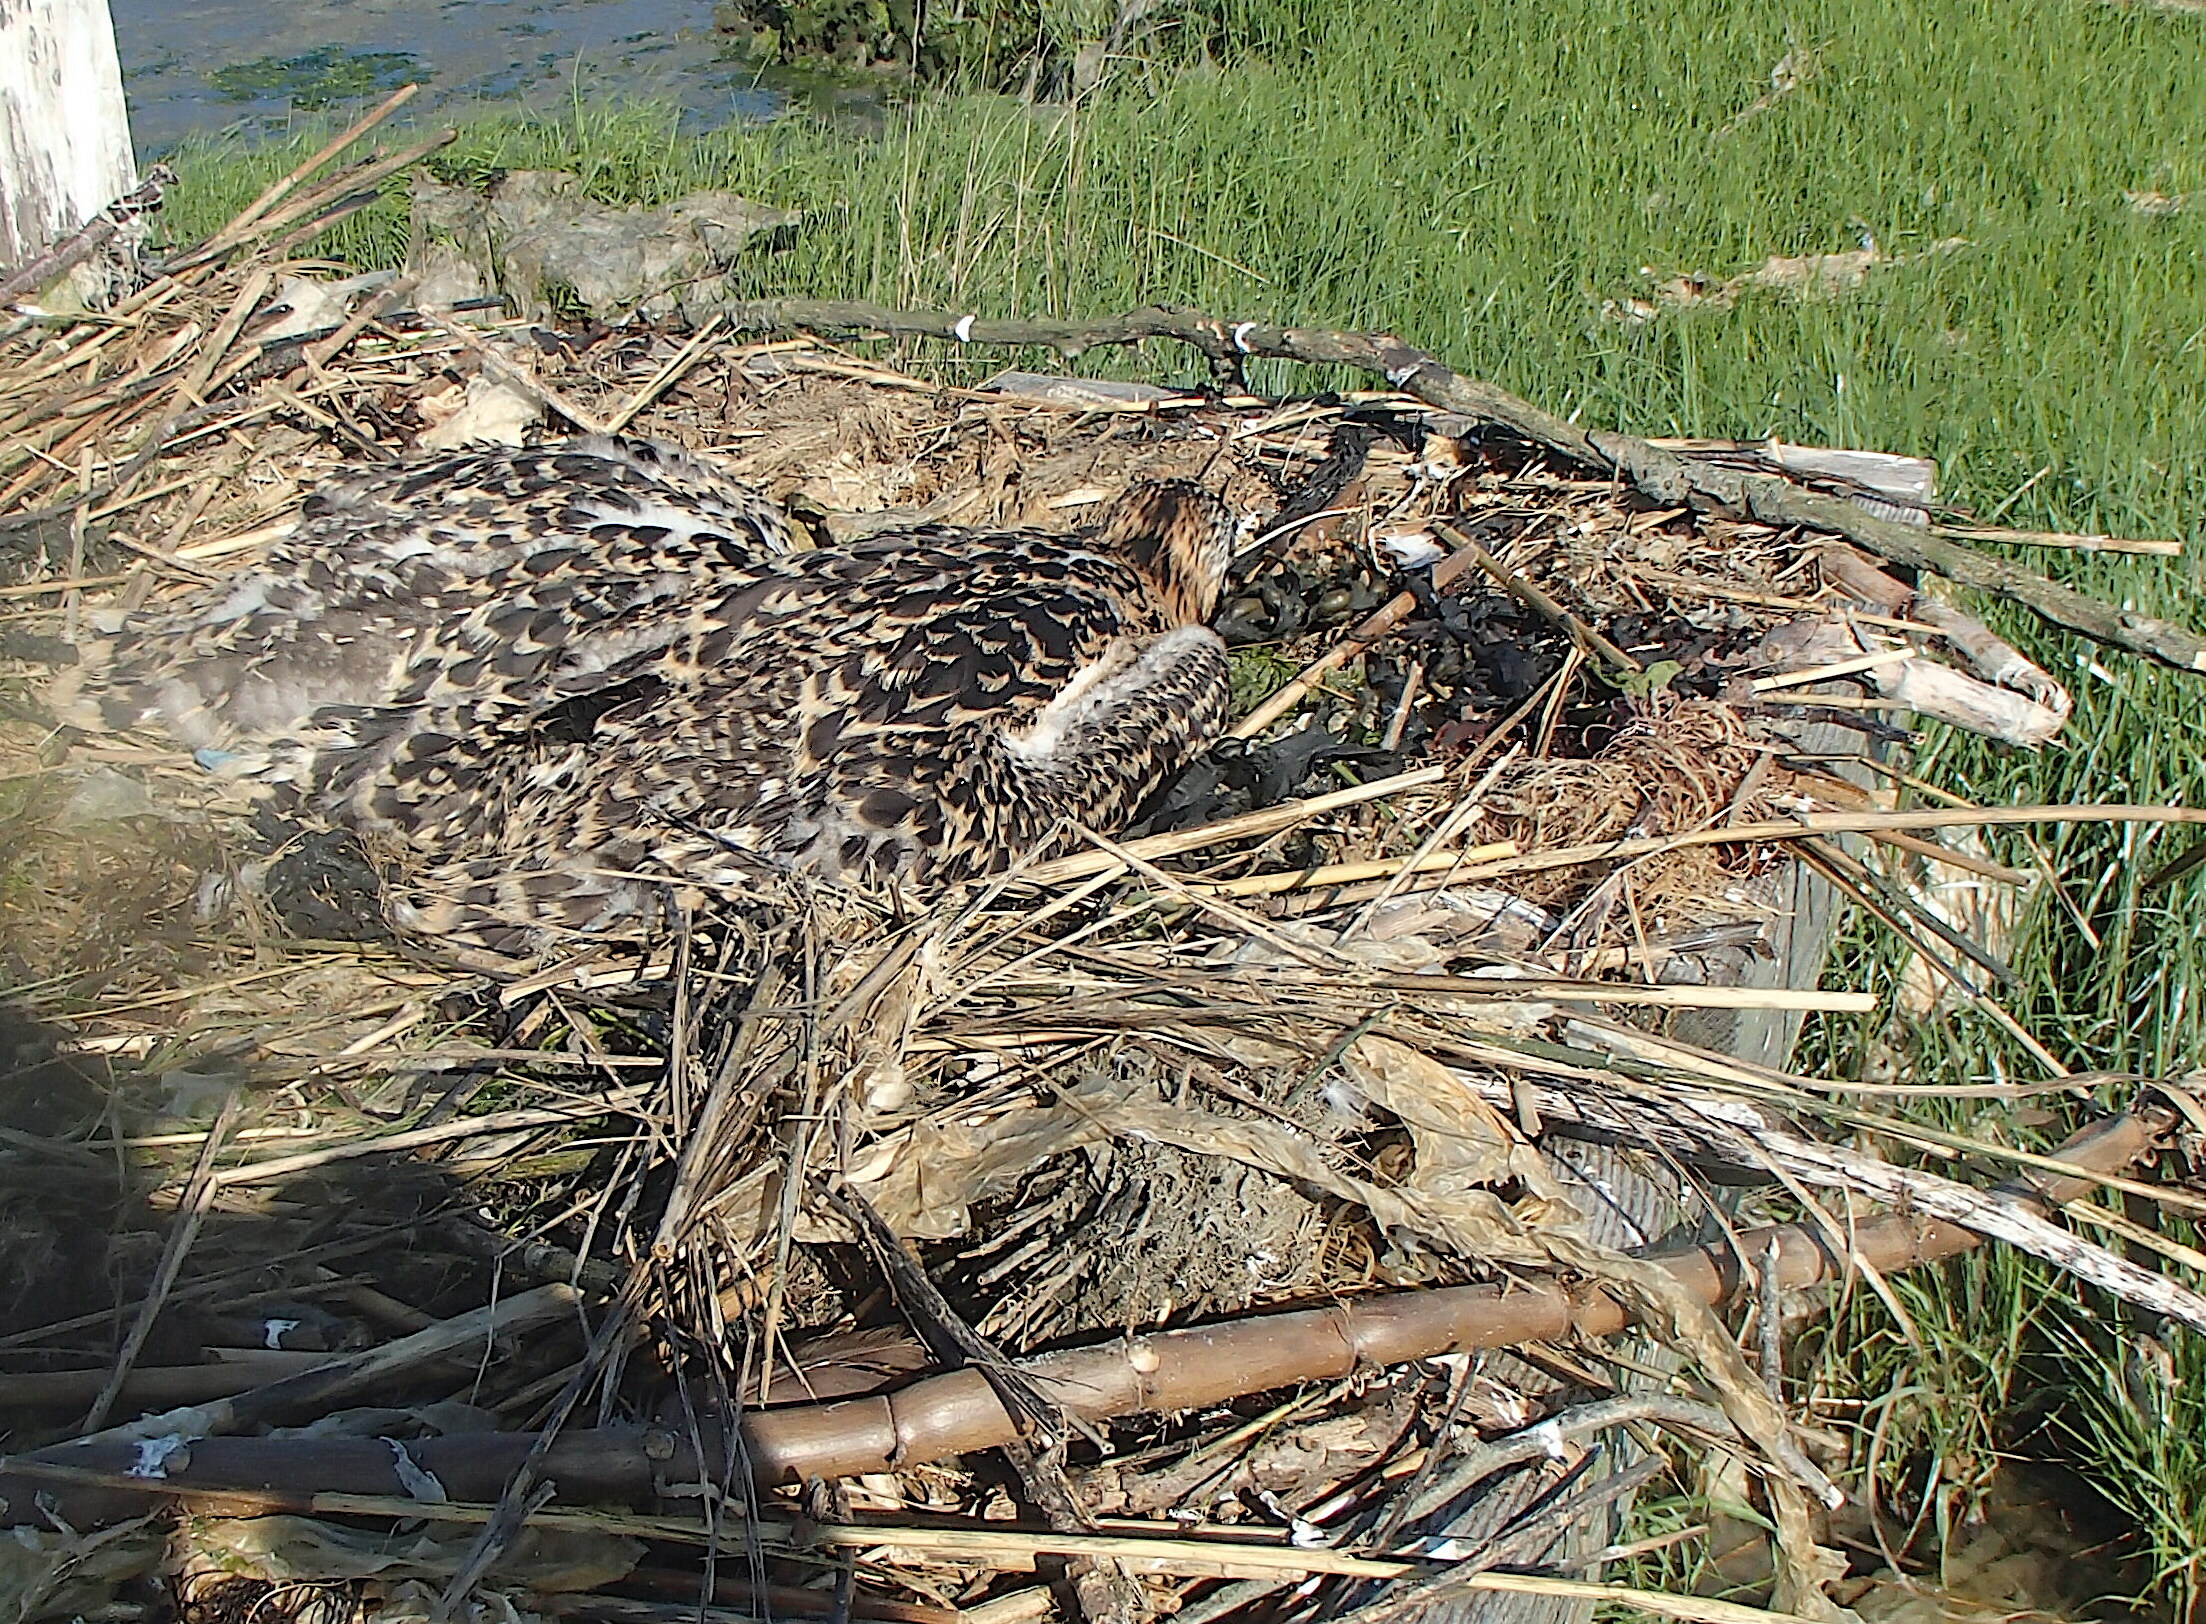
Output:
[{"xmin": 111, "ymin": 0, "xmax": 797, "ymax": 154}]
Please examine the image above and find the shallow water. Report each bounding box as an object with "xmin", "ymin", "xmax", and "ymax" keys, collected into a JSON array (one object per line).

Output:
[{"xmin": 111, "ymin": 0, "xmax": 795, "ymax": 154}]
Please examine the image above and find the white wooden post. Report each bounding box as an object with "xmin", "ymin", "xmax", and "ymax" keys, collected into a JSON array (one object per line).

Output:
[{"xmin": 0, "ymin": 0, "xmax": 136, "ymax": 272}]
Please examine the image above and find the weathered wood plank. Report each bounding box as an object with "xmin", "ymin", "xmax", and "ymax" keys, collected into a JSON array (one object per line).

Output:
[{"xmin": 0, "ymin": 0, "xmax": 135, "ymax": 278}]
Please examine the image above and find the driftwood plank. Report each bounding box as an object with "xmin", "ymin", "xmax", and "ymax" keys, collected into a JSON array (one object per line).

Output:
[{"xmin": 0, "ymin": 0, "xmax": 136, "ymax": 284}]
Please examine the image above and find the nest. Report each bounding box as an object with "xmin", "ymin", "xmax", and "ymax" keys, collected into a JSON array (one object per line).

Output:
[{"xmin": 2, "ymin": 134, "xmax": 2203, "ymax": 1624}]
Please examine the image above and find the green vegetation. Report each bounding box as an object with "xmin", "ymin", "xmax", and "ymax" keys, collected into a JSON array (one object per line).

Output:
[
  {"xmin": 155, "ymin": 0, "xmax": 2206, "ymax": 1602},
  {"xmin": 207, "ymin": 46, "xmax": 426, "ymax": 110},
  {"xmin": 709, "ymin": 0, "xmax": 1290, "ymax": 95}
]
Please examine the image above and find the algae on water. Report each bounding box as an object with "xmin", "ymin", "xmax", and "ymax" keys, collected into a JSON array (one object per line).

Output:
[{"xmin": 208, "ymin": 46, "xmax": 425, "ymax": 110}]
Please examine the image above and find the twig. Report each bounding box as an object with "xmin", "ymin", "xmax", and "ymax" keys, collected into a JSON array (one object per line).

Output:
[
  {"xmin": 1432, "ymin": 520, "xmax": 1643, "ymax": 674},
  {"xmin": 418, "ymin": 310, "xmax": 611, "ymax": 435},
  {"xmin": 1188, "ymin": 842, "xmax": 1519, "ymax": 899},
  {"xmin": 197, "ymin": 84, "xmax": 422, "ymax": 255},
  {"xmin": 1019, "ymin": 765, "xmax": 1444, "ymax": 885},
  {"xmin": 210, "ymin": 1087, "xmax": 653, "ymax": 1186},
  {"xmin": 302, "ymin": 274, "xmax": 420, "ymax": 371},
  {"xmin": 2, "ymin": 1352, "xmax": 332, "ymax": 1410},
  {"xmin": 822, "ymin": 1181, "xmax": 1149, "ymax": 1624},
  {"xmin": 1857, "ymin": 826, "xmax": 2030, "ymax": 884},
  {"xmin": 1230, "ymin": 542, "xmax": 1489, "ymax": 739},
  {"xmin": 174, "ymin": 268, "xmax": 276, "ymax": 406},
  {"xmin": 604, "ymin": 315, "xmax": 726, "ymax": 434},
  {"xmin": 1751, "ymin": 648, "xmax": 1916, "ymax": 693},
  {"xmin": 1071, "ymin": 823, "xmax": 1357, "ymax": 971},
  {"xmin": 1938, "ymin": 525, "xmax": 2181, "ymax": 558},
  {"xmin": 1427, "ymin": 802, "xmax": 2206, "ymax": 886},
  {"xmin": 1285, "ymin": 972, "xmax": 1874, "ymax": 1012},
  {"xmin": 79, "ymin": 1088, "xmax": 242, "ymax": 1431},
  {"xmin": 178, "ymin": 128, "xmax": 457, "ymax": 272},
  {"xmin": 64, "ymin": 1281, "xmax": 583, "ymax": 1449}
]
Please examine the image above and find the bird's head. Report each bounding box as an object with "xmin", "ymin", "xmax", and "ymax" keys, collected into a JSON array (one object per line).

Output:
[{"xmin": 1095, "ymin": 480, "xmax": 1235, "ymax": 627}]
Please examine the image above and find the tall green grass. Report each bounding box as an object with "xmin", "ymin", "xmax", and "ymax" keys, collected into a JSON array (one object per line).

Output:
[
  {"xmin": 156, "ymin": 0, "xmax": 2206, "ymax": 1601},
  {"xmin": 166, "ymin": 0, "xmax": 2206, "ymax": 550}
]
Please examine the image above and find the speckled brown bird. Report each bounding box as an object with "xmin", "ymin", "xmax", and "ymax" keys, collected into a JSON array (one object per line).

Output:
[
  {"xmin": 352, "ymin": 479, "xmax": 1237, "ymax": 952},
  {"xmin": 62, "ymin": 449, "xmax": 1235, "ymax": 956},
  {"xmin": 56, "ymin": 435, "xmax": 795, "ymax": 754}
]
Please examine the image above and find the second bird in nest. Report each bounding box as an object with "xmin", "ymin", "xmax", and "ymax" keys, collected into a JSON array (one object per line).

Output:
[{"xmin": 61, "ymin": 438, "xmax": 1237, "ymax": 954}]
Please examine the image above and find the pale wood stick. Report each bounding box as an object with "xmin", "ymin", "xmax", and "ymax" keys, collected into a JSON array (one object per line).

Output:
[
  {"xmin": 1860, "ymin": 825, "xmax": 2031, "ymax": 884},
  {"xmin": 210, "ymin": 1087, "xmax": 652, "ymax": 1186},
  {"xmin": 1434, "ymin": 520, "xmax": 1644, "ymax": 675},
  {"xmin": 0, "ymin": 569, "xmax": 126, "ymax": 595},
  {"xmin": 0, "ymin": 1352, "xmax": 332, "ymax": 1411},
  {"xmin": 2063, "ymin": 1197, "xmax": 2206, "ymax": 1274},
  {"xmin": 1190, "ymin": 842, "xmax": 1519, "ymax": 898},
  {"xmin": 79, "ymin": 1089, "xmax": 242, "ymax": 1431},
  {"xmin": 1435, "ymin": 803, "xmax": 2206, "ymax": 886},
  {"xmin": 1072, "ymin": 823, "xmax": 1349, "ymax": 971},
  {"xmin": 201, "ymin": 83, "xmax": 422, "ymax": 250},
  {"xmin": 302, "ymin": 274, "xmax": 420, "ymax": 371},
  {"xmin": 1307, "ymin": 974, "xmax": 1876, "ymax": 1012},
  {"xmin": 187, "ymin": 129, "xmax": 457, "ymax": 267},
  {"xmin": 175, "ymin": 517, "xmax": 294, "ymax": 560},
  {"xmin": 1939, "ymin": 525, "xmax": 2181, "ymax": 558},
  {"xmin": 170, "ymin": 268, "xmax": 274, "ymax": 408},
  {"xmin": 1292, "ymin": 802, "xmax": 2206, "ymax": 911},
  {"xmin": 1229, "ymin": 549, "xmax": 1490, "ymax": 739},
  {"xmin": 69, "ymin": 1281, "xmax": 583, "ymax": 1448},
  {"xmin": 1751, "ymin": 646, "xmax": 1915, "ymax": 692},
  {"xmin": 1755, "ymin": 692, "xmax": 1913, "ymax": 711},
  {"xmin": 603, "ymin": 314, "xmax": 725, "ymax": 433},
  {"xmin": 1347, "ymin": 753, "xmax": 1521, "ymax": 933},
  {"xmin": 418, "ymin": 309, "xmax": 610, "ymax": 435},
  {"xmin": 1019, "ymin": 764, "xmax": 1444, "ymax": 884}
]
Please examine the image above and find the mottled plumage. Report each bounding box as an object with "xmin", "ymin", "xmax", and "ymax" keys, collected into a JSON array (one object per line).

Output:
[
  {"xmin": 360, "ymin": 482, "xmax": 1235, "ymax": 950},
  {"xmin": 62, "ymin": 441, "xmax": 1233, "ymax": 956},
  {"xmin": 56, "ymin": 436, "xmax": 794, "ymax": 750}
]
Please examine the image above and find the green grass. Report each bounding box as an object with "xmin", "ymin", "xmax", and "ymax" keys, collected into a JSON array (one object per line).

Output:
[
  {"xmin": 154, "ymin": 0, "xmax": 2206, "ymax": 1604},
  {"xmin": 165, "ymin": 0, "xmax": 2206, "ymax": 551}
]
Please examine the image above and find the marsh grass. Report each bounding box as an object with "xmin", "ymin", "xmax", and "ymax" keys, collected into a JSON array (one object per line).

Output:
[
  {"xmin": 148, "ymin": 0, "xmax": 2206, "ymax": 1602},
  {"xmin": 2056, "ymin": 1312, "xmax": 2206, "ymax": 1615}
]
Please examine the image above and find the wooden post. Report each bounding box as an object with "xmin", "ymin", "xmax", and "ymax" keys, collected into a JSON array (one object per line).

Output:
[{"xmin": 0, "ymin": 0, "xmax": 136, "ymax": 281}]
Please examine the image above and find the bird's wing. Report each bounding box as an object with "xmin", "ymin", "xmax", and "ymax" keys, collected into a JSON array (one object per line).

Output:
[
  {"xmin": 307, "ymin": 437, "xmax": 792, "ymax": 565},
  {"xmin": 61, "ymin": 440, "xmax": 789, "ymax": 748}
]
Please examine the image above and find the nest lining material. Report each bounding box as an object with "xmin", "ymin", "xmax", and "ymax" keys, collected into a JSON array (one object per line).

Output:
[{"xmin": 1, "ymin": 163, "xmax": 2201, "ymax": 1624}]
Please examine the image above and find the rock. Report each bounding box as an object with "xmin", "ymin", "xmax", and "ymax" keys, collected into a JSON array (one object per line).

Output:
[{"xmin": 409, "ymin": 169, "xmax": 799, "ymax": 325}]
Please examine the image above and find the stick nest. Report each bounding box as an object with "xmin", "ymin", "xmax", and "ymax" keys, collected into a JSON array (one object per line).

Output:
[{"xmin": 1, "ymin": 184, "xmax": 2197, "ymax": 1624}]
